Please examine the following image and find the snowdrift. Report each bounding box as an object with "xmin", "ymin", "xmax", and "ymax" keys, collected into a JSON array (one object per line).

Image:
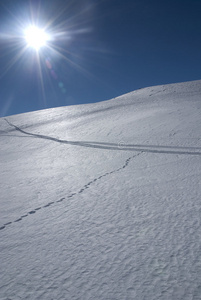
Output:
[{"xmin": 1, "ymin": 80, "xmax": 201, "ymax": 299}]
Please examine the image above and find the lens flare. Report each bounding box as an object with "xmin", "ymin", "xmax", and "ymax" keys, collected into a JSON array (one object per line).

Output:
[{"xmin": 0, "ymin": 1, "xmax": 98, "ymax": 109}]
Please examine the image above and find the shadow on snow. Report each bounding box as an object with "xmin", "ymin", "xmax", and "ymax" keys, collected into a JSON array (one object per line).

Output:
[{"xmin": 4, "ymin": 118, "xmax": 201, "ymax": 156}]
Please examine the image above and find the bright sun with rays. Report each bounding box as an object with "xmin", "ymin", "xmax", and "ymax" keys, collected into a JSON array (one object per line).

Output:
[
  {"xmin": 24, "ymin": 26, "xmax": 49, "ymax": 51},
  {"xmin": 0, "ymin": 0, "xmax": 93, "ymax": 112}
]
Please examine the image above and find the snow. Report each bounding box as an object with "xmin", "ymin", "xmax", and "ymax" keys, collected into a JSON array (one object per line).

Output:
[{"xmin": 1, "ymin": 79, "xmax": 201, "ymax": 299}]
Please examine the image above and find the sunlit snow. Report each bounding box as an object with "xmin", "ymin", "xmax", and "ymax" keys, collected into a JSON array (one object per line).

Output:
[{"xmin": 1, "ymin": 80, "xmax": 201, "ymax": 299}]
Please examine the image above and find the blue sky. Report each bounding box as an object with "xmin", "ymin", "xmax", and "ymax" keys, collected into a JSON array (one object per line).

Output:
[{"xmin": 0, "ymin": 0, "xmax": 201, "ymax": 117}]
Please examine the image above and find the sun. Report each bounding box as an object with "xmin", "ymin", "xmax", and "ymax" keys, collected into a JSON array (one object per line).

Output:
[
  {"xmin": 0, "ymin": 1, "xmax": 92, "ymax": 106},
  {"xmin": 24, "ymin": 26, "xmax": 49, "ymax": 51}
]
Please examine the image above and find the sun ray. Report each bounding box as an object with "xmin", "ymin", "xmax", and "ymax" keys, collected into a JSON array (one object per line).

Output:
[
  {"xmin": 0, "ymin": 46, "xmax": 28, "ymax": 79},
  {"xmin": 46, "ymin": 43, "xmax": 94, "ymax": 79},
  {"xmin": 0, "ymin": 0, "xmax": 106, "ymax": 110},
  {"xmin": 36, "ymin": 51, "xmax": 47, "ymax": 107}
]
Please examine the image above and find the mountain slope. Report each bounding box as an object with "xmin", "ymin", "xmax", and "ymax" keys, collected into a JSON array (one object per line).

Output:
[{"xmin": 1, "ymin": 80, "xmax": 201, "ymax": 299}]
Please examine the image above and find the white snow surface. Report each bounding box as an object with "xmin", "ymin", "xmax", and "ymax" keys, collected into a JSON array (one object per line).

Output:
[{"xmin": 1, "ymin": 80, "xmax": 201, "ymax": 299}]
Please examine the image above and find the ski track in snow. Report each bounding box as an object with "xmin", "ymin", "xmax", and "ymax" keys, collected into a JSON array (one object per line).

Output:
[
  {"xmin": 3, "ymin": 119, "xmax": 201, "ymax": 156},
  {"xmin": 0, "ymin": 121, "xmax": 142, "ymax": 231},
  {"xmin": 1, "ymin": 116, "xmax": 201, "ymax": 231},
  {"xmin": 1, "ymin": 81, "xmax": 201, "ymax": 299}
]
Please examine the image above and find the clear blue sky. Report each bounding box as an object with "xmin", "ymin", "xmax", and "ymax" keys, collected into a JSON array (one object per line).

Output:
[{"xmin": 0, "ymin": 0, "xmax": 201, "ymax": 117}]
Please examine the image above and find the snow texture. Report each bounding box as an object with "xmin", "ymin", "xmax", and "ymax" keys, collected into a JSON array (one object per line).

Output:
[{"xmin": 1, "ymin": 80, "xmax": 201, "ymax": 299}]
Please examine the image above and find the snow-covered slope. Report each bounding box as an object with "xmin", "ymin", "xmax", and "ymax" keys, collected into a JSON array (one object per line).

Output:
[{"xmin": 1, "ymin": 80, "xmax": 201, "ymax": 299}]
